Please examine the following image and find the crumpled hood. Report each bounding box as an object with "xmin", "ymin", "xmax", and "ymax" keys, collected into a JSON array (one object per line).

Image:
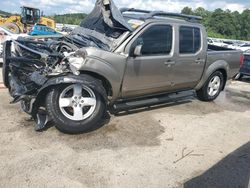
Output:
[{"xmin": 80, "ymin": 0, "xmax": 132, "ymax": 38}]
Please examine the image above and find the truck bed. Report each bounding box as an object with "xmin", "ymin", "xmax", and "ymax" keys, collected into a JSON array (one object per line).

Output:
[
  {"xmin": 207, "ymin": 44, "xmax": 242, "ymax": 78},
  {"xmin": 207, "ymin": 44, "xmax": 235, "ymax": 51}
]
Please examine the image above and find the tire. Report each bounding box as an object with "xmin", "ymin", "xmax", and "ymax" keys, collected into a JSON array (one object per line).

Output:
[
  {"xmin": 2, "ymin": 41, "xmax": 11, "ymax": 88},
  {"xmin": 196, "ymin": 71, "xmax": 224, "ymax": 102},
  {"xmin": 46, "ymin": 82, "xmax": 106, "ymax": 134},
  {"xmin": 3, "ymin": 23, "xmax": 20, "ymax": 34},
  {"xmin": 234, "ymin": 73, "xmax": 243, "ymax": 80}
]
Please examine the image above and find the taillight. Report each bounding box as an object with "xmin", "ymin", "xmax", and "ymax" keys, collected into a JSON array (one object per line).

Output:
[{"xmin": 240, "ymin": 54, "xmax": 244, "ymax": 67}]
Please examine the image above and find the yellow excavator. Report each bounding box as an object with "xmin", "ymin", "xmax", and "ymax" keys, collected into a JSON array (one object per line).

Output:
[{"xmin": 0, "ymin": 6, "xmax": 55, "ymax": 33}]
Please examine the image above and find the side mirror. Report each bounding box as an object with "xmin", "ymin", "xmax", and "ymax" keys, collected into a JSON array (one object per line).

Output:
[{"xmin": 133, "ymin": 45, "xmax": 142, "ymax": 57}]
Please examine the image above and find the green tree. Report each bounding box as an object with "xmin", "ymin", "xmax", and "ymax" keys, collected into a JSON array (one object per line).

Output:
[
  {"xmin": 240, "ymin": 9, "xmax": 250, "ymax": 40},
  {"xmin": 194, "ymin": 7, "xmax": 208, "ymax": 17},
  {"xmin": 52, "ymin": 13, "xmax": 87, "ymax": 25},
  {"xmin": 208, "ymin": 9, "xmax": 238, "ymax": 38},
  {"xmin": 181, "ymin": 7, "xmax": 194, "ymax": 15},
  {"xmin": 194, "ymin": 7, "xmax": 211, "ymax": 28}
]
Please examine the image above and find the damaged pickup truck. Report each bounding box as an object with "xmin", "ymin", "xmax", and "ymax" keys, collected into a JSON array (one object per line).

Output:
[{"xmin": 2, "ymin": 0, "xmax": 242, "ymax": 134}]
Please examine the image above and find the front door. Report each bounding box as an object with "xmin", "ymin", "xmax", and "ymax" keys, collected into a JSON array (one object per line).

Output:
[{"xmin": 122, "ymin": 24, "xmax": 175, "ymax": 98}]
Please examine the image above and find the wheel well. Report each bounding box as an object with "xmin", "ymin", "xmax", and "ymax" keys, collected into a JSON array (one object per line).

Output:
[
  {"xmin": 217, "ymin": 69, "xmax": 227, "ymax": 90},
  {"xmin": 80, "ymin": 71, "xmax": 113, "ymax": 97},
  {"xmin": 34, "ymin": 72, "xmax": 112, "ymax": 111}
]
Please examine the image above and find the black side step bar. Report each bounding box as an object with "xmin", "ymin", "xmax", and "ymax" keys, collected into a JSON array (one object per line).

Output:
[{"xmin": 112, "ymin": 90, "xmax": 195, "ymax": 113}]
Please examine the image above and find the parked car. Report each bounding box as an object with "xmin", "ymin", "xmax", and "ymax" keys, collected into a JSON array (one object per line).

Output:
[
  {"xmin": 207, "ymin": 38, "xmax": 228, "ymax": 47},
  {"xmin": 2, "ymin": 0, "xmax": 242, "ymax": 134},
  {"xmin": 236, "ymin": 43, "xmax": 250, "ymax": 52},
  {"xmin": 0, "ymin": 26, "xmax": 27, "ymax": 60},
  {"xmin": 221, "ymin": 41, "xmax": 240, "ymax": 49},
  {"xmin": 29, "ymin": 24, "xmax": 62, "ymax": 36},
  {"xmin": 235, "ymin": 50, "xmax": 250, "ymax": 79}
]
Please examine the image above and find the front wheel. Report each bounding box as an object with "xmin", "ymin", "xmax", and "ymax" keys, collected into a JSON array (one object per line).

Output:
[
  {"xmin": 46, "ymin": 83, "xmax": 106, "ymax": 134},
  {"xmin": 196, "ymin": 71, "xmax": 224, "ymax": 102}
]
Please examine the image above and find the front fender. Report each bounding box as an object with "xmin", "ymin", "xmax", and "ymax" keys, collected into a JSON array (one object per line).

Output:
[
  {"xmin": 80, "ymin": 48, "xmax": 128, "ymax": 100},
  {"xmin": 195, "ymin": 60, "xmax": 229, "ymax": 90},
  {"xmin": 81, "ymin": 56, "xmax": 122, "ymax": 98}
]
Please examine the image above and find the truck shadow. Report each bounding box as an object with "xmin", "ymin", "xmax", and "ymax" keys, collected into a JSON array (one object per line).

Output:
[
  {"xmin": 19, "ymin": 96, "xmax": 194, "ymax": 151},
  {"xmin": 16, "ymin": 87, "xmax": 249, "ymax": 152},
  {"xmin": 184, "ymin": 141, "xmax": 250, "ymax": 188}
]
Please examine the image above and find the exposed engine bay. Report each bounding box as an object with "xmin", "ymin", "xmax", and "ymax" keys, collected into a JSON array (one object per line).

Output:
[{"xmin": 3, "ymin": 35, "xmax": 94, "ymax": 130}]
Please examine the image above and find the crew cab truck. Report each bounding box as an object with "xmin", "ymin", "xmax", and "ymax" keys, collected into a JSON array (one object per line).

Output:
[{"xmin": 2, "ymin": 0, "xmax": 242, "ymax": 134}]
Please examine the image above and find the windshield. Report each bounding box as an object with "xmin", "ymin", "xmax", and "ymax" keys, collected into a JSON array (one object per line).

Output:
[
  {"xmin": 74, "ymin": 34, "xmax": 110, "ymax": 50},
  {"xmin": 70, "ymin": 27, "xmax": 114, "ymax": 51},
  {"xmin": 73, "ymin": 0, "xmax": 141, "ymax": 50},
  {"xmin": 80, "ymin": 0, "xmax": 132, "ymax": 39}
]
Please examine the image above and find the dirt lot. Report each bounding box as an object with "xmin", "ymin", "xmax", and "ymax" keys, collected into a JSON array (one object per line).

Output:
[{"xmin": 0, "ymin": 68, "xmax": 249, "ymax": 188}]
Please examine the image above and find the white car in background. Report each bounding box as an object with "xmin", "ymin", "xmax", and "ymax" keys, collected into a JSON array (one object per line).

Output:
[
  {"xmin": 207, "ymin": 38, "xmax": 228, "ymax": 47},
  {"xmin": 0, "ymin": 26, "xmax": 27, "ymax": 62},
  {"xmin": 236, "ymin": 44, "xmax": 250, "ymax": 52}
]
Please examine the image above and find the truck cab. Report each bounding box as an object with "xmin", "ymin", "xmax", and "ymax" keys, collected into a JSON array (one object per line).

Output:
[{"xmin": 117, "ymin": 15, "xmax": 207, "ymax": 98}]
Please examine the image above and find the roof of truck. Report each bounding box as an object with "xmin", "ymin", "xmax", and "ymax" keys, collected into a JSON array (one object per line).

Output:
[{"xmin": 121, "ymin": 8, "xmax": 202, "ymax": 26}]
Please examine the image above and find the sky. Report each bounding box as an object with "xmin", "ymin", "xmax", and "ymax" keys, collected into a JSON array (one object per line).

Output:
[{"xmin": 1, "ymin": 0, "xmax": 250, "ymax": 15}]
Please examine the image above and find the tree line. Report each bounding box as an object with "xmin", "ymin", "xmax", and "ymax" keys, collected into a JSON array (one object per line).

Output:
[
  {"xmin": 1, "ymin": 6, "xmax": 250, "ymax": 40},
  {"xmin": 53, "ymin": 7, "xmax": 250, "ymax": 40},
  {"xmin": 181, "ymin": 7, "xmax": 250, "ymax": 40},
  {"xmin": 51, "ymin": 13, "xmax": 87, "ymax": 26},
  {"xmin": 0, "ymin": 10, "xmax": 12, "ymax": 16}
]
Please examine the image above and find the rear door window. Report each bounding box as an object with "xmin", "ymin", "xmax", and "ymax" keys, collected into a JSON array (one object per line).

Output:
[
  {"xmin": 133, "ymin": 25, "xmax": 173, "ymax": 56},
  {"xmin": 179, "ymin": 26, "xmax": 201, "ymax": 54}
]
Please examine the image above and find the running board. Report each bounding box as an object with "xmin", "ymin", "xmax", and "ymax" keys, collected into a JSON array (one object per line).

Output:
[{"xmin": 112, "ymin": 90, "xmax": 195, "ymax": 113}]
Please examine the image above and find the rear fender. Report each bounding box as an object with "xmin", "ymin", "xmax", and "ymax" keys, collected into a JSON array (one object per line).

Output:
[{"xmin": 195, "ymin": 60, "xmax": 229, "ymax": 91}]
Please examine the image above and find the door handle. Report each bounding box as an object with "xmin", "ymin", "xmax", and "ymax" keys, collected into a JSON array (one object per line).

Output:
[
  {"xmin": 195, "ymin": 59, "xmax": 205, "ymax": 64},
  {"xmin": 164, "ymin": 60, "xmax": 175, "ymax": 66}
]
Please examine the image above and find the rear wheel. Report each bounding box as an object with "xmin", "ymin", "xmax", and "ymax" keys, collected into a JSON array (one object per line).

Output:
[
  {"xmin": 46, "ymin": 83, "xmax": 106, "ymax": 134},
  {"xmin": 196, "ymin": 71, "xmax": 224, "ymax": 102}
]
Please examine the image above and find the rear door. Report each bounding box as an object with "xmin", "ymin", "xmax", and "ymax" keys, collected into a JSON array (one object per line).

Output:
[
  {"xmin": 169, "ymin": 26, "xmax": 206, "ymax": 90},
  {"xmin": 122, "ymin": 23, "xmax": 174, "ymax": 98}
]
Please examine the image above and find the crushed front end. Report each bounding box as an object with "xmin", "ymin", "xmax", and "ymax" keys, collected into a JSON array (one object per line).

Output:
[
  {"xmin": 2, "ymin": 38, "xmax": 88, "ymax": 130},
  {"xmin": 2, "ymin": 0, "xmax": 131, "ymax": 132}
]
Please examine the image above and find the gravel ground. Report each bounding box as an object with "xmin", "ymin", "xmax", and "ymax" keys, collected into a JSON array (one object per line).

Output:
[{"xmin": 0, "ymin": 70, "xmax": 249, "ymax": 188}]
